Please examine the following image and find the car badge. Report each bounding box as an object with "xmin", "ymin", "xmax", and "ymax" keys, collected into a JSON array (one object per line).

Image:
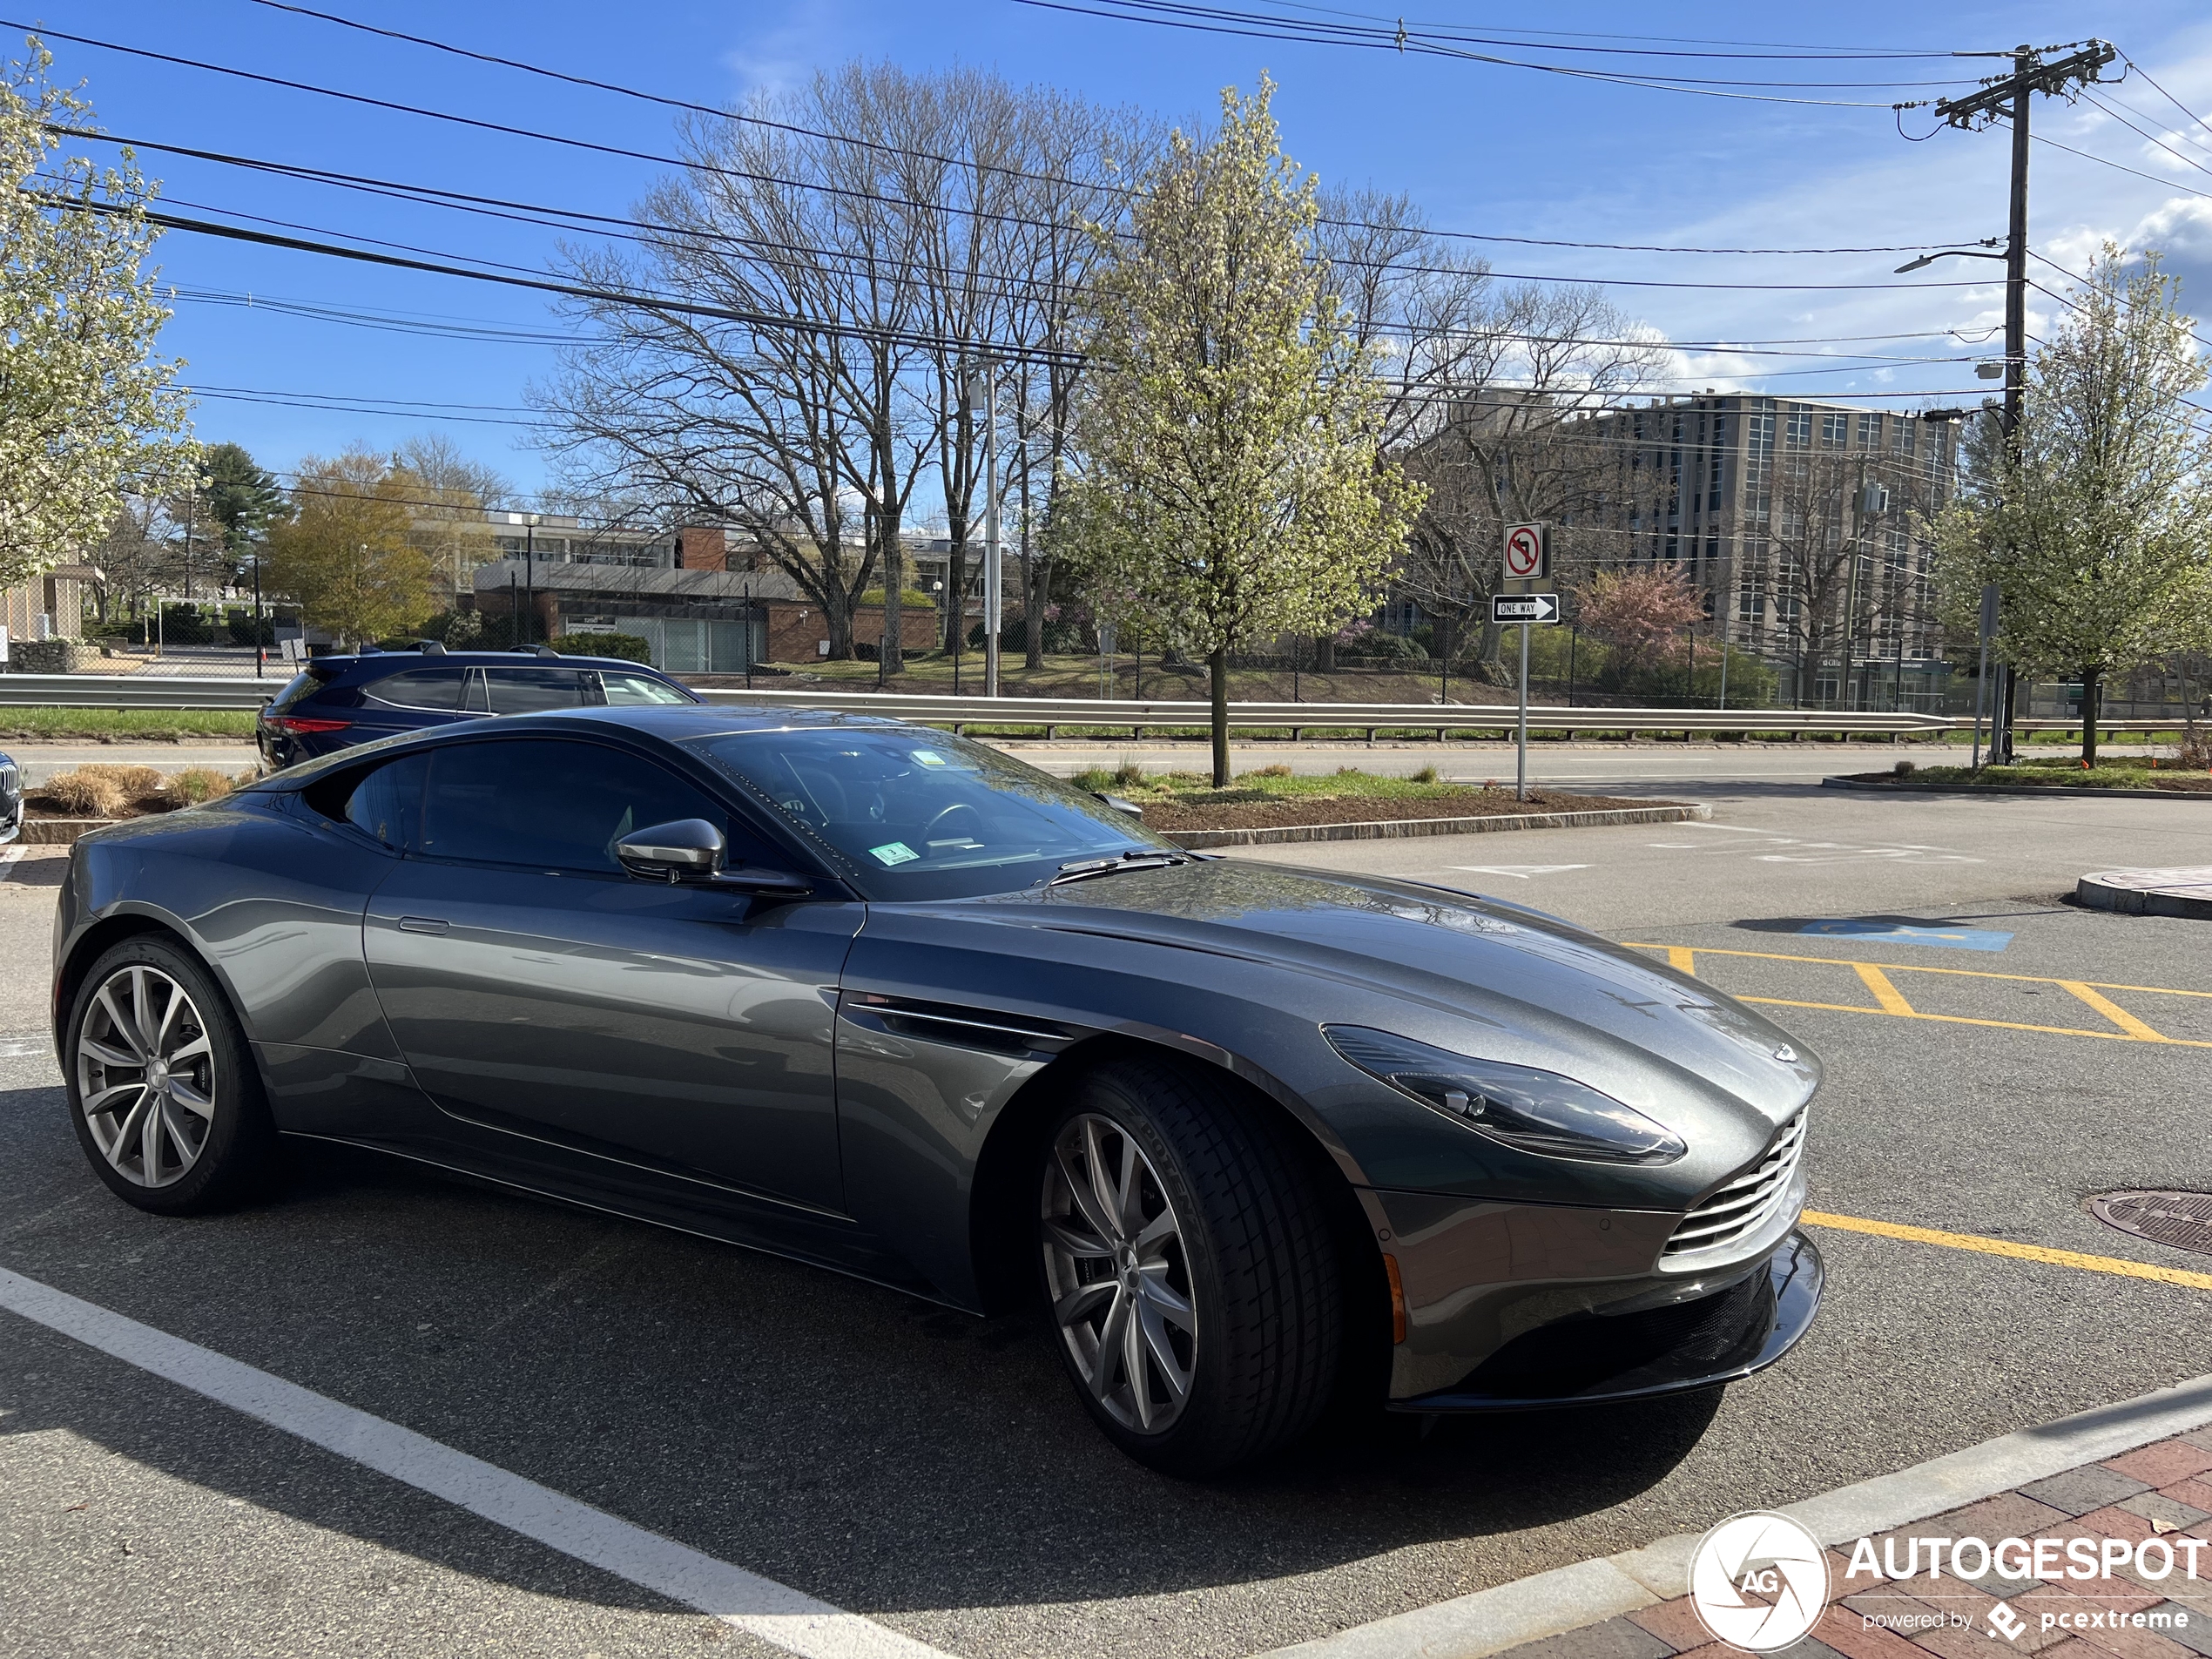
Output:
[{"xmin": 1773, "ymin": 1044, "xmax": 1797, "ymax": 1062}]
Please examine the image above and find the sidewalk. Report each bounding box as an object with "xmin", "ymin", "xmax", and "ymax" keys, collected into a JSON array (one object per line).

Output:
[
  {"xmin": 1272, "ymin": 1374, "xmax": 2212, "ymax": 1659},
  {"xmin": 1507, "ymin": 1428, "xmax": 2212, "ymax": 1658}
]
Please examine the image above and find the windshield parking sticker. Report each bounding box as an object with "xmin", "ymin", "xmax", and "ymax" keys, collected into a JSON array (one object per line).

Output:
[
  {"xmin": 910, "ymin": 749, "xmax": 948, "ymax": 766},
  {"xmin": 869, "ymin": 841, "xmax": 920, "ymax": 867}
]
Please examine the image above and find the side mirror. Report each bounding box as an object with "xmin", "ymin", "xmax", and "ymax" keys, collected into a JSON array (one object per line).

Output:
[
  {"xmin": 1095, "ymin": 792, "xmax": 1146, "ymax": 818},
  {"xmin": 616, "ymin": 819, "xmax": 813, "ymax": 896},
  {"xmin": 617, "ymin": 818, "xmax": 725, "ymax": 881}
]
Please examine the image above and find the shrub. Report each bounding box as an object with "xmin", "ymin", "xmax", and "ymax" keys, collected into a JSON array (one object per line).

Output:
[
  {"xmin": 42, "ymin": 768, "xmax": 126, "ymax": 817},
  {"xmin": 162, "ymin": 768, "xmax": 238, "ymax": 806},
  {"xmin": 91, "ymin": 764, "xmax": 165, "ymax": 799},
  {"xmin": 556, "ymin": 631, "xmax": 654, "ymax": 665},
  {"xmin": 1413, "ymin": 764, "xmax": 1440, "ymax": 784},
  {"xmin": 1070, "ymin": 767, "xmax": 1114, "ymax": 793},
  {"xmin": 1112, "ymin": 762, "xmax": 1148, "ymax": 789}
]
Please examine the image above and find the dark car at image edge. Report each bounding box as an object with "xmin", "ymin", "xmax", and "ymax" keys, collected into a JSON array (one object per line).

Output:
[
  {"xmin": 53, "ymin": 705, "xmax": 1824, "ymax": 1474},
  {"xmin": 256, "ymin": 644, "xmax": 698, "ymax": 769}
]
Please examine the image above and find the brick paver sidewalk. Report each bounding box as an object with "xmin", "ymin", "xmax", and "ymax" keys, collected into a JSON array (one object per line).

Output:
[{"xmin": 1505, "ymin": 1428, "xmax": 2212, "ymax": 1659}]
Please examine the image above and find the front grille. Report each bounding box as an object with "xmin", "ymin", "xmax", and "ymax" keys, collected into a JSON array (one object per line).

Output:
[{"xmin": 1664, "ymin": 1111, "xmax": 1805, "ymax": 1259}]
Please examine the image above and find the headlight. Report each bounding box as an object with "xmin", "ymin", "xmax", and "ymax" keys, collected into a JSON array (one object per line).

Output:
[{"xmin": 1324, "ymin": 1026, "xmax": 1687, "ymax": 1165}]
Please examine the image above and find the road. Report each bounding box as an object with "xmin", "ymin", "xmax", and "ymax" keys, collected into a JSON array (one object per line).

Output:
[
  {"xmin": 2, "ymin": 779, "xmax": 2207, "ymax": 1657},
  {"xmin": 0, "ymin": 736, "xmax": 2141, "ymax": 792}
]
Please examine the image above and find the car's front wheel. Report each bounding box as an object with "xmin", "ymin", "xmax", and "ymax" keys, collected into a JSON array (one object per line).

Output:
[
  {"xmin": 1038, "ymin": 1055, "xmax": 1345, "ymax": 1475},
  {"xmin": 64, "ymin": 937, "xmax": 274, "ymax": 1214}
]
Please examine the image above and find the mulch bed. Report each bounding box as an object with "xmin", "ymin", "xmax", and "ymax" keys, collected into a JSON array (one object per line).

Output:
[{"xmin": 1141, "ymin": 786, "xmax": 1655, "ymax": 832}]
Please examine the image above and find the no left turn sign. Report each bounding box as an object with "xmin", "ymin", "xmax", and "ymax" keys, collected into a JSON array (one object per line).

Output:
[{"xmin": 1503, "ymin": 523, "xmax": 1548, "ymax": 582}]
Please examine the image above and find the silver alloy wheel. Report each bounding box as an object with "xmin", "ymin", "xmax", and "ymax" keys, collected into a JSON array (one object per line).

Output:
[
  {"xmin": 1040, "ymin": 1112, "xmax": 1197, "ymax": 1434},
  {"xmin": 77, "ymin": 965, "xmax": 218, "ymax": 1189}
]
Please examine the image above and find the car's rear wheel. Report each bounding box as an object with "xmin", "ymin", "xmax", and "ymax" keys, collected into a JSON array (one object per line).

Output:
[
  {"xmin": 65, "ymin": 937, "xmax": 273, "ymax": 1214},
  {"xmin": 1038, "ymin": 1054, "xmax": 1345, "ymax": 1474}
]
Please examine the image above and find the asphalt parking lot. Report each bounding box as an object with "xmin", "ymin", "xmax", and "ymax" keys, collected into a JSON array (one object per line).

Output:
[{"xmin": 2, "ymin": 779, "xmax": 2208, "ymax": 1659}]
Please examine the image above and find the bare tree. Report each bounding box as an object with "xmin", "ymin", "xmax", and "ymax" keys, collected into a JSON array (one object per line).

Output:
[
  {"xmin": 390, "ymin": 434, "xmax": 510, "ymax": 611},
  {"xmin": 89, "ymin": 492, "xmax": 182, "ymax": 627},
  {"xmin": 1390, "ymin": 282, "xmax": 1666, "ymax": 676}
]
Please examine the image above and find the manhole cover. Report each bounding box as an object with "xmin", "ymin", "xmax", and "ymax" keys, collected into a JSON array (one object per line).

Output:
[{"xmin": 2089, "ymin": 1190, "xmax": 2212, "ymax": 1257}]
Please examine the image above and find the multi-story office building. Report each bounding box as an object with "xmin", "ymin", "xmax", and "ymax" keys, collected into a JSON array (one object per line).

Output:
[{"xmin": 1573, "ymin": 394, "xmax": 1962, "ymax": 707}]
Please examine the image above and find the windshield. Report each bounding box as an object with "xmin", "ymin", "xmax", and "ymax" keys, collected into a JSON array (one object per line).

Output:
[{"xmin": 684, "ymin": 725, "xmax": 1170, "ymax": 899}]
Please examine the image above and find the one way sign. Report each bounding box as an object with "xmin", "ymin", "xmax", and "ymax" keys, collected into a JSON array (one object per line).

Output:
[{"xmin": 1491, "ymin": 592, "xmax": 1561, "ymax": 624}]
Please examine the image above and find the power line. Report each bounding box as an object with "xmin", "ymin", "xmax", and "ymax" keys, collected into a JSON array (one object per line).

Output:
[
  {"xmin": 2115, "ymin": 54, "xmax": 2212, "ymax": 150},
  {"xmin": 239, "ymin": 0, "xmax": 1989, "ymax": 257},
  {"xmin": 42, "ymin": 193, "xmax": 1093, "ymax": 367},
  {"xmin": 2074, "ymin": 91, "xmax": 2212, "ymax": 180},
  {"xmin": 1011, "ymin": 0, "xmax": 1972, "ymax": 107}
]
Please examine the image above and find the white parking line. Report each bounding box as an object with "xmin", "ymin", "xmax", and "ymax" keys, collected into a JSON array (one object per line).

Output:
[
  {"xmin": 0, "ymin": 844, "xmax": 29, "ymax": 882},
  {"xmin": 0, "ymin": 1266, "xmax": 951, "ymax": 1659}
]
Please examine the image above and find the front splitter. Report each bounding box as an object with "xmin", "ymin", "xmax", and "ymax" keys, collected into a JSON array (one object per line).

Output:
[{"xmin": 1392, "ymin": 1230, "xmax": 1824, "ymax": 1413}]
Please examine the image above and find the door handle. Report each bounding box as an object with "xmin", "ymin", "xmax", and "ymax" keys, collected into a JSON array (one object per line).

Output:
[{"xmin": 396, "ymin": 916, "xmax": 451, "ymax": 935}]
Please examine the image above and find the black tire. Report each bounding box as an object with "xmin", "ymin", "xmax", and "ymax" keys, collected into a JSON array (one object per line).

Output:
[
  {"xmin": 1036, "ymin": 1053, "xmax": 1345, "ymax": 1475},
  {"xmin": 63, "ymin": 935, "xmax": 275, "ymax": 1215}
]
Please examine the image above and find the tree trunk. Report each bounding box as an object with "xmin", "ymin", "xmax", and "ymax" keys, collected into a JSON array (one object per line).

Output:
[
  {"xmin": 1209, "ymin": 646, "xmax": 1231, "ymax": 787},
  {"xmin": 1312, "ymin": 634, "xmax": 1335, "ymax": 672},
  {"xmin": 880, "ymin": 507, "xmax": 904, "ymax": 678},
  {"xmin": 2080, "ymin": 665, "xmax": 2101, "ymax": 769}
]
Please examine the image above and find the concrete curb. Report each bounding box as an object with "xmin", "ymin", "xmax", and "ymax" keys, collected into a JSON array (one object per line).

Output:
[
  {"xmin": 18, "ymin": 819, "xmax": 105, "ymax": 845},
  {"xmin": 2076, "ymin": 868, "xmax": 2212, "ymax": 920},
  {"xmin": 1821, "ymin": 776, "xmax": 2211, "ymax": 801},
  {"xmin": 1159, "ymin": 803, "xmax": 1710, "ymax": 850},
  {"xmin": 1267, "ymin": 1370, "xmax": 2212, "ymax": 1659}
]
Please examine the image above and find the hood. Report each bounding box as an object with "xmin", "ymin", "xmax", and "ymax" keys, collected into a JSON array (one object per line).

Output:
[{"xmin": 1020, "ymin": 859, "xmax": 1817, "ymax": 1127}]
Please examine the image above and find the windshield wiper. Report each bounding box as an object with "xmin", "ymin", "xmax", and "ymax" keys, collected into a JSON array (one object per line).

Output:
[{"xmin": 1049, "ymin": 850, "xmax": 1193, "ymax": 887}]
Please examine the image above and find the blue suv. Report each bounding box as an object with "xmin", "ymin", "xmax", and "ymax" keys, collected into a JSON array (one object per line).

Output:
[{"xmin": 257, "ymin": 646, "xmax": 699, "ymax": 769}]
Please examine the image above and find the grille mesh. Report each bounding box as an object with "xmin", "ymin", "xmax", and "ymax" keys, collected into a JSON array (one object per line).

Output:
[{"xmin": 1664, "ymin": 1112, "xmax": 1805, "ymax": 1259}]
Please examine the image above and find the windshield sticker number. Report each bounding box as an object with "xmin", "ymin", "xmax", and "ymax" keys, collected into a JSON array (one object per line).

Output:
[{"xmin": 870, "ymin": 841, "xmax": 921, "ymax": 867}]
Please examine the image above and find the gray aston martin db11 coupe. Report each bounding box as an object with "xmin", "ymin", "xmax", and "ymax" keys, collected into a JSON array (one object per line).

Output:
[{"xmin": 53, "ymin": 705, "xmax": 1821, "ymax": 1473}]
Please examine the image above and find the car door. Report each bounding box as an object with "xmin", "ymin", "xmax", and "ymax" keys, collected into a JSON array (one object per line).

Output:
[
  {"xmin": 480, "ymin": 665, "xmax": 590, "ymax": 714},
  {"xmin": 360, "ymin": 733, "xmax": 860, "ymax": 1213},
  {"xmin": 348, "ymin": 665, "xmax": 479, "ymax": 744}
]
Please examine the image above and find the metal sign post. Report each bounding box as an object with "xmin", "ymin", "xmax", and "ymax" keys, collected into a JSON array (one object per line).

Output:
[
  {"xmin": 1492, "ymin": 590, "xmax": 1560, "ymax": 801},
  {"xmin": 1500, "ymin": 525, "xmax": 1551, "ymax": 801}
]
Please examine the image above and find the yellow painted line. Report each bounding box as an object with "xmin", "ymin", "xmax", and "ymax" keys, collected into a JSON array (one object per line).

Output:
[
  {"xmin": 1624, "ymin": 944, "xmax": 2212, "ymax": 999},
  {"xmin": 1804, "ymin": 1211, "xmax": 2212, "ymax": 1292},
  {"xmin": 2058, "ymin": 980, "xmax": 2172, "ymax": 1042},
  {"xmin": 1667, "ymin": 946, "xmax": 1697, "ymax": 975},
  {"xmin": 1851, "ymin": 962, "xmax": 1916, "ymax": 1016},
  {"xmin": 1735, "ymin": 995, "xmax": 2212, "ymax": 1048}
]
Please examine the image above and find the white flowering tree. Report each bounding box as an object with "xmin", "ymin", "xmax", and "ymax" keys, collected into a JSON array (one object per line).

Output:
[
  {"xmin": 0, "ymin": 40, "xmax": 195, "ymax": 595},
  {"xmin": 1067, "ymin": 78, "xmax": 1423, "ymax": 784}
]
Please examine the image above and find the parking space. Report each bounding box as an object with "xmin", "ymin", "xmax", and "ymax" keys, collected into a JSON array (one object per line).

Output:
[{"xmin": 3, "ymin": 784, "xmax": 2209, "ymax": 1657}]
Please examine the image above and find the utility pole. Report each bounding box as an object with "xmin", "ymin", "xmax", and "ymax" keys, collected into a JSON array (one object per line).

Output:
[
  {"xmin": 969, "ymin": 361, "xmax": 1003, "ymax": 698},
  {"xmin": 1902, "ymin": 39, "xmax": 2114, "ymax": 761}
]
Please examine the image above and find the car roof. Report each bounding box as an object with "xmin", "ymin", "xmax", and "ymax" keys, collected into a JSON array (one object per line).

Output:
[
  {"xmin": 253, "ymin": 704, "xmax": 927, "ymax": 792},
  {"xmin": 313, "ymin": 650, "xmax": 683, "ymax": 677}
]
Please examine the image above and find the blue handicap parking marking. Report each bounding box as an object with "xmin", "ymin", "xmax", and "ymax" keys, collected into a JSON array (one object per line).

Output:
[{"xmin": 1796, "ymin": 920, "xmax": 2013, "ymax": 952}]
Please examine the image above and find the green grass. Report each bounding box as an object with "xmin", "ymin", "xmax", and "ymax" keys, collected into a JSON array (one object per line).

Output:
[
  {"xmin": 0, "ymin": 707, "xmax": 260, "ymax": 741},
  {"xmin": 1067, "ymin": 764, "xmax": 1477, "ymax": 806},
  {"xmin": 1903, "ymin": 760, "xmax": 2204, "ymax": 789}
]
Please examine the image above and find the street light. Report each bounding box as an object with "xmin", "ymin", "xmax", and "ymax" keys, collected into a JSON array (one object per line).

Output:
[{"xmin": 1892, "ymin": 241, "xmax": 2003, "ymax": 273}]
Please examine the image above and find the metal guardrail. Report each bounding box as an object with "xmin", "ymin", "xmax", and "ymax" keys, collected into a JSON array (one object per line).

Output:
[
  {"xmin": 0, "ymin": 673, "xmax": 280, "ymax": 710},
  {"xmin": 0, "ymin": 673, "xmax": 2194, "ymax": 738},
  {"xmin": 684, "ymin": 687, "xmax": 1956, "ymax": 737}
]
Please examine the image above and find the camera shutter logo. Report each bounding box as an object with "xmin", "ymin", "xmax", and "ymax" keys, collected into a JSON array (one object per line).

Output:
[{"xmin": 1688, "ymin": 1512, "xmax": 1831, "ymax": 1652}]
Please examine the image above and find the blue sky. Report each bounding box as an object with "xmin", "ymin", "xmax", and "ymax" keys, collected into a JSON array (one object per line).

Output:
[{"xmin": 31, "ymin": 0, "xmax": 2212, "ymax": 506}]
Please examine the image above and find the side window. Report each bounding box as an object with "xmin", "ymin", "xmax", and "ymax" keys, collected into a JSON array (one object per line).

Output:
[
  {"xmin": 598, "ymin": 672, "xmax": 692, "ymax": 707},
  {"xmin": 363, "ymin": 667, "xmax": 469, "ymax": 711},
  {"xmin": 341, "ymin": 753, "xmax": 429, "ymax": 850},
  {"xmin": 482, "ymin": 667, "xmax": 586, "ymax": 714},
  {"xmin": 417, "ymin": 739, "xmax": 779, "ymax": 873}
]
